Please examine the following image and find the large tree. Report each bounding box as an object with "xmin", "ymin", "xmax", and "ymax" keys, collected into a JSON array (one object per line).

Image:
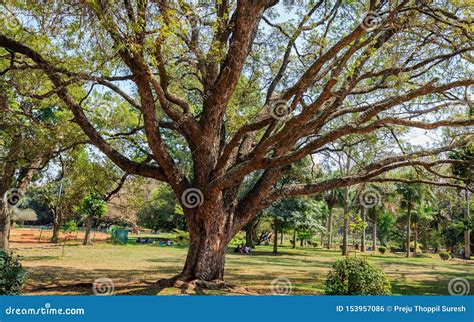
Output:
[{"xmin": 0, "ymin": 0, "xmax": 472, "ymax": 281}]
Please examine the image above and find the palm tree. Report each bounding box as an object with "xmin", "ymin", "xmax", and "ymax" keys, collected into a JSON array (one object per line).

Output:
[
  {"xmin": 324, "ymin": 188, "xmax": 342, "ymax": 249},
  {"xmin": 358, "ymin": 184, "xmax": 388, "ymax": 251},
  {"xmin": 396, "ymin": 182, "xmax": 424, "ymax": 257}
]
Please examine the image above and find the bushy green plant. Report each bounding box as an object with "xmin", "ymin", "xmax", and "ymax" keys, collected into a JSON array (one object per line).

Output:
[
  {"xmin": 388, "ymin": 242, "xmax": 400, "ymax": 253},
  {"xmin": 0, "ymin": 251, "xmax": 27, "ymax": 295},
  {"xmin": 378, "ymin": 246, "xmax": 387, "ymax": 254},
  {"xmin": 62, "ymin": 220, "xmax": 77, "ymax": 233},
  {"xmin": 77, "ymin": 193, "xmax": 107, "ymax": 219},
  {"xmin": 409, "ymin": 241, "xmax": 423, "ymax": 254},
  {"xmin": 308, "ymin": 240, "xmax": 318, "ymax": 247},
  {"xmin": 173, "ymin": 229, "xmax": 189, "ymax": 244},
  {"xmin": 231, "ymin": 236, "xmax": 245, "ymax": 246},
  {"xmin": 439, "ymin": 252, "xmax": 450, "ymax": 261},
  {"xmin": 324, "ymin": 257, "xmax": 391, "ymax": 295}
]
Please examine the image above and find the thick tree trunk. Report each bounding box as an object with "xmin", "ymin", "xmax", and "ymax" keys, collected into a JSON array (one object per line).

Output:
[
  {"xmin": 83, "ymin": 215, "xmax": 94, "ymax": 245},
  {"xmin": 465, "ymin": 187, "xmax": 471, "ymax": 259},
  {"xmin": 273, "ymin": 219, "xmax": 278, "ymax": 254},
  {"xmin": 0, "ymin": 202, "xmax": 11, "ymax": 251},
  {"xmin": 327, "ymin": 206, "xmax": 333, "ymax": 249},
  {"xmin": 406, "ymin": 203, "xmax": 412, "ymax": 258},
  {"xmin": 179, "ymin": 234, "xmax": 229, "ymax": 281},
  {"xmin": 181, "ymin": 239, "xmax": 228, "ymax": 280},
  {"xmin": 175, "ymin": 196, "xmax": 272, "ymax": 282},
  {"xmin": 361, "ymin": 208, "xmax": 366, "ymax": 252}
]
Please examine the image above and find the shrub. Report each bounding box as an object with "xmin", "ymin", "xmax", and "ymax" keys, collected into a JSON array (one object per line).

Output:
[
  {"xmin": 307, "ymin": 240, "xmax": 318, "ymax": 247},
  {"xmin": 409, "ymin": 241, "xmax": 423, "ymax": 254},
  {"xmin": 388, "ymin": 242, "xmax": 400, "ymax": 253},
  {"xmin": 324, "ymin": 257, "xmax": 391, "ymax": 295},
  {"xmin": 439, "ymin": 252, "xmax": 450, "ymax": 261},
  {"xmin": 378, "ymin": 246, "xmax": 387, "ymax": 254},
  {"xmin": 0, "ymin": 251, "xmax": 27, "ymax": 295},
  {"xmin": 231, "ymin": 236, "xmax": 244, "ymax": 246},
  {"xmin": 173, "ymin": 229, "xmax": 190, "ymax": 244}
]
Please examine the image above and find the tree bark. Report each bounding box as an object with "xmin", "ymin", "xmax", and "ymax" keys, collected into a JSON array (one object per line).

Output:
[
  {"xmin": 179, "ymin": 234, "xmax": 229, "ymax": 281},
  {"xmin": 327, "ymin": 206, "xmax": 333, "ymax": 249},
  {"xmin": 406, "ymin": 203, "xmax": 412, "ymax": 258},
  {"xmin": 280, "ymin": 231, "xmax": 283, "ymax": 245},
  {"xmin": 361, "ymin": 207, "xmax": 366, "ymax": 252},
  {"xmin": 177, "ymin": 205, "xmax": 235, "ymax": 281},
  {"xmin": 83, "ymin": 215, "xmax": 94, "ymax": 245}
]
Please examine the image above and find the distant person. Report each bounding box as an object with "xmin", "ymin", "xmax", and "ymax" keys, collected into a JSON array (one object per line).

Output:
[
  {"xmin": 244, "ymin": 245, "xmax": 251, "ymax": 254},
  {"xmin": 234, "ymin": 245, "xmax": 242, "ymax": 253}
]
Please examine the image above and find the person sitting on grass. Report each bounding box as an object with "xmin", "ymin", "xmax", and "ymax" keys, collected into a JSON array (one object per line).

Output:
[
  {"xmin": 234, "ymin": 245, "xmax": 242, "ymax": 253},
  {"xmin": 244, "ymin": 245, "xmax": 251, "ymax": 254}
]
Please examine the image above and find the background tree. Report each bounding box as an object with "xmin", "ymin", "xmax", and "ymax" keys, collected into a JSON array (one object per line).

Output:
[
  {"xmin": 449, "ymin": 144, "xmax": 473, "ymax": 258},
  {"xmin": 77, "ymin": 193, "xmax": 107, "ymax": 245},
  {"xmin": 396, "ymin": 180, "xmax": 424, "ymax": 257},
  {"xmin": 377, "ymin": 211, "xmax": 394, "ymax": 247},
  {"xmin": 136, "ymin": 185, "xmax": 185, "ymax": 233},
  {"xmin": 0, "ymin": 88, "xmax": 82, "ymax": 249},
  {"xmin": 323, "ymin": 188, "xmax": 340, "ymax": 249}
]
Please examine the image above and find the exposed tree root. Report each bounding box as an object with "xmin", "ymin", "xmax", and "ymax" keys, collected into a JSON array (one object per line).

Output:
[{"xmin": 154, "ymin": 276, "xmax": 257, "ymax": 295}]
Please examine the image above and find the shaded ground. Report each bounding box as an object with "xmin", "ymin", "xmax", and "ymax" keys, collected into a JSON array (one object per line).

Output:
[{"xmin": 11, "ymin": 233, "xmax": 473, "ymax": 296}]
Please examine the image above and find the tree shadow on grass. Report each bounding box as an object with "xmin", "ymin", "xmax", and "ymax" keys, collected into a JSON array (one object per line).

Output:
[
  {"xmin": 391, "ymin": 276, "xmax": 473, "ymax": 295},
  {"xmin": 23, "ymin": 265, "xmax": 180, "ymax": 295}
]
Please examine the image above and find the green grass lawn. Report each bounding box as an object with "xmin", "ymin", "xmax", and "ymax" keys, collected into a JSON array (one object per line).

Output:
[{"xmin": 12, "ymin": 238, "xmax": 473, "ymax": 296}]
